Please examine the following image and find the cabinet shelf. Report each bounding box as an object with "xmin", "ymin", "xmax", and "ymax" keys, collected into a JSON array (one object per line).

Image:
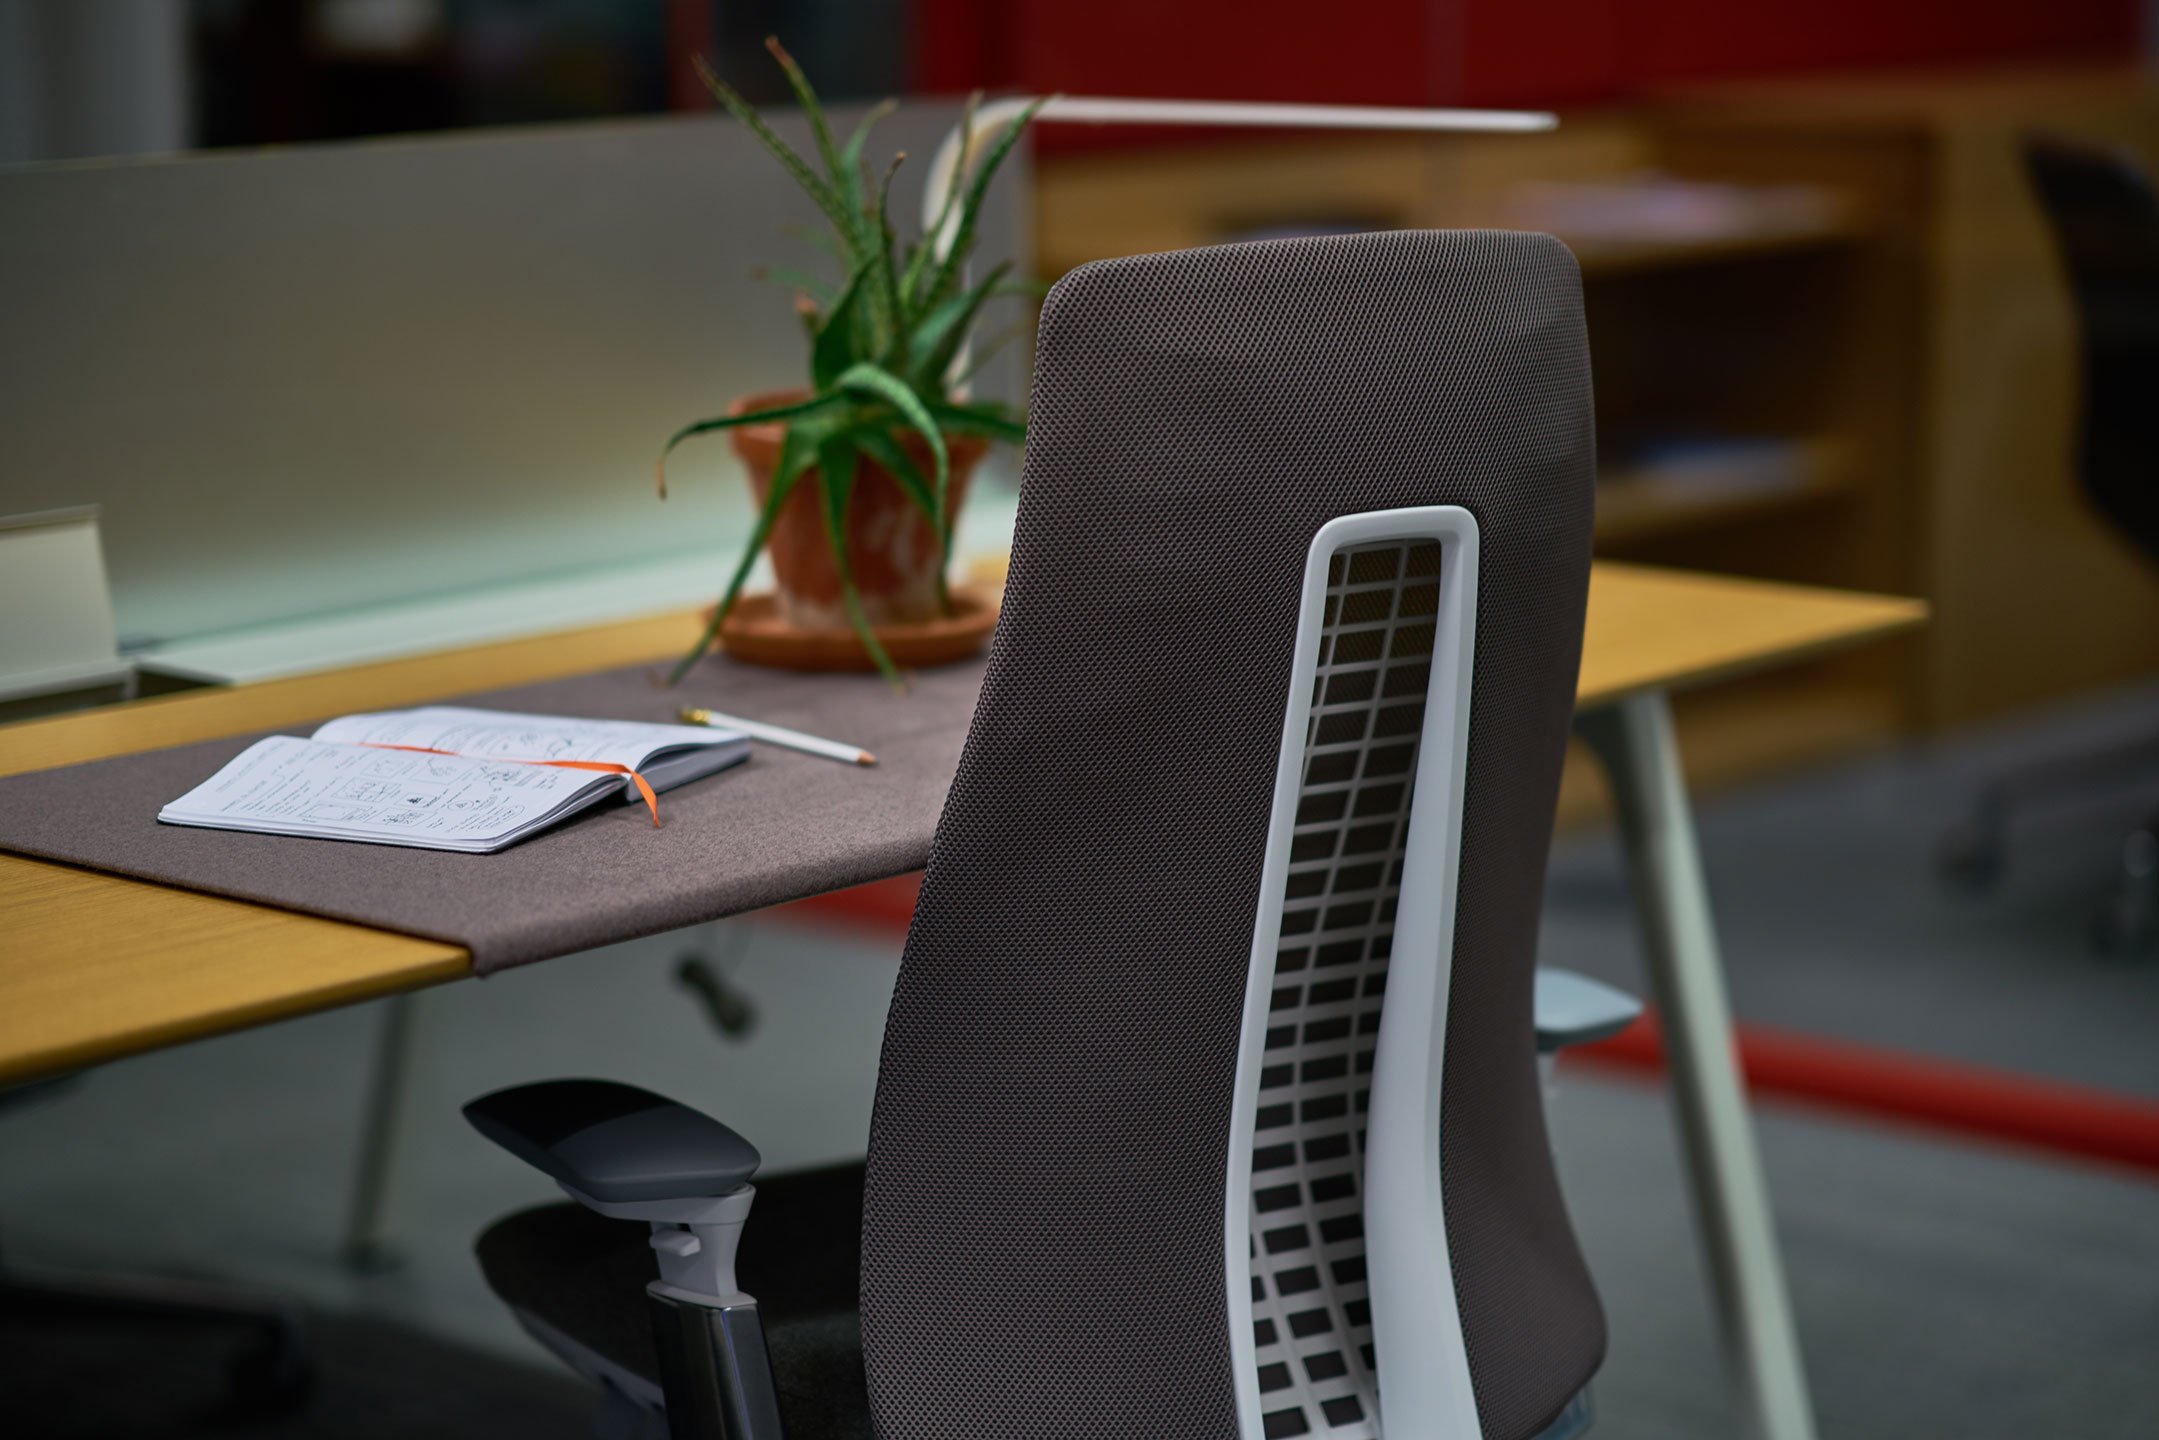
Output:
[
  {"xmin": 1595, "ymin": 436, "xmax": 1858, "ymax": 547},
  {"xmin": 1488, "ymin": 175, "xmax": 1872, "ymax": 277}
]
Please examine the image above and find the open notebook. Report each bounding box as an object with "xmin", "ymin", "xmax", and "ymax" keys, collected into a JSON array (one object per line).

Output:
[{"xmin": 159, "ymin": 707, "xmax": 750, "ymax": 853}]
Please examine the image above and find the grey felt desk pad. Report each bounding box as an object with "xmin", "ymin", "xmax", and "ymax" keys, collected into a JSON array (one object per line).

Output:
[{"xmin": 0, "ymin": 658, "xmax": 987, "ymax": 973}]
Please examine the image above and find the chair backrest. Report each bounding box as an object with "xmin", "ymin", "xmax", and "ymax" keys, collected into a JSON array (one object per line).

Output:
[
  {"xmin": 861, "ymin": 231, "xmax": 1601, "ymax": 1440},
  {"xmin": 2023, "ymin": 133, "xmax": 2159, "ymax": 565}
]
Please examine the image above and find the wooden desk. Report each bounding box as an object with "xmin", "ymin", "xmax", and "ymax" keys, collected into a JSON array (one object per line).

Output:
[
  {"xmin": 0, "ymin": 560, "xmax": 1920, "ymax": 1440},
  {"xmin": 0, "ymin": 561, "xmax": 1920, "ymax": 1086}
]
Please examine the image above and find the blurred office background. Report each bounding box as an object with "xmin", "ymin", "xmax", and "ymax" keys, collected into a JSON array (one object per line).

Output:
[{"xmin": 3, "ymin": 3, "xmax": 2157, "ymax": 1438}]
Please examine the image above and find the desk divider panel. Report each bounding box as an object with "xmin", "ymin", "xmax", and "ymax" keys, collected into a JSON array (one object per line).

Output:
[{"xmin": 0, "ymin": 103, "xmax": 1021, "ymax": 648}]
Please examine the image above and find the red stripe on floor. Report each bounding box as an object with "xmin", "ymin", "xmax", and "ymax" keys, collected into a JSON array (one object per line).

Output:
[
  {"xmin": 1569, "ymin": 1014, "xmax": 2159, "ymax": 1177},
  {"xmin": 766, "ymin": 876, "xmax": 2159, "ymax": 1177}
]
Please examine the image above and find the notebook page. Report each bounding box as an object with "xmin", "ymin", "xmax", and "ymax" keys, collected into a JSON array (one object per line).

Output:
[
  {"xmin": 310, "ymin": 706, "xmax": 733, "ymax": 772},
  {"xmin": 159, "ymin": 735, "xmax": 607, "ymax": 849}
]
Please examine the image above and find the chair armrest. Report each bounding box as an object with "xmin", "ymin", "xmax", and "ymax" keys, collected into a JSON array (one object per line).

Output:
[
  {"xmin": 463, "ymin": 1079, "xmax": 761, "ymax": 1203},
  {"xmin": 1534, "ymin": 968, "xmax": 1642, "ymax": 1053}
]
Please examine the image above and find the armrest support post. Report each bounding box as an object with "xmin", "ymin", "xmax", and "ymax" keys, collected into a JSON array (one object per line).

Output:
[
  {"xmin": 647, "ymin": 1289, "xmax": 785, "ymax": 1440},
  {"xmin": 465, "ymin": 1078, "xmax": 787, "ymax": 1436}
]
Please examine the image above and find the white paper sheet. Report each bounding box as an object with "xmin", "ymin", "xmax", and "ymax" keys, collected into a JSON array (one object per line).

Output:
[
  {"xmin": 158, "ymin": 733, "xmax": 611, "ymax": 852},
  {"xmin": 158, "ymin": 707, "xmax": 749, "ymax": 852},
  {"xmin": 309, "ymin": 706, "xmax": 728, "ymax": 771}
]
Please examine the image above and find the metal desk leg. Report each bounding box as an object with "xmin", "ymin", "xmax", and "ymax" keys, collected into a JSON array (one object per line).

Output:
[
  {"xmin": 1575, "ymin": 691, "xmax": 1818, "ymax": 1440},
  {"xmin": 342, "ymin": 991, "xmax": 427, "ymax": 1272}
]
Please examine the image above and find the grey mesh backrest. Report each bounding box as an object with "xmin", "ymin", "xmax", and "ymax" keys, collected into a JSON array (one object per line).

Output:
[{"xmin": 861, "ymin": 231, "xmax": 1600, "ymax": 1440}]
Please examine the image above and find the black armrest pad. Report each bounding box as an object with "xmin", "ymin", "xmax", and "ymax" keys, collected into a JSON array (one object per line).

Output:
[{"xmin": 464, "ymin": 1079, "xmax": 761, "ymax": 1203}]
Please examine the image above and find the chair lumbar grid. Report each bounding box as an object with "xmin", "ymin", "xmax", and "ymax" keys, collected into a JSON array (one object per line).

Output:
[
  {"xmin": 1245, "ymin": 539, "xmax": 1454, "ymax": 1438},
  {"xmin": 468, "ymin": 228, "xmax": 1618, "ymax": 1440}
]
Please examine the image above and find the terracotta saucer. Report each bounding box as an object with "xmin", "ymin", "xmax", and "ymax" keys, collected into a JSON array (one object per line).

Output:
[{"xmin": 714, "ymin": 586, "xmax": 999, "ymax": 672}]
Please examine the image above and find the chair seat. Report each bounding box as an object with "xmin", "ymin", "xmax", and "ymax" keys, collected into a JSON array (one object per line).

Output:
[{"xmin": 476, "ymin": 1162, "xmax": 871, "ymax": 1439}]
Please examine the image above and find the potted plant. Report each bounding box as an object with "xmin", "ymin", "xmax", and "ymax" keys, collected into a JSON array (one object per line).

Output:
[{"xmin": 656, "ymin": 40, "xmax": 1044, "ymax": 687}]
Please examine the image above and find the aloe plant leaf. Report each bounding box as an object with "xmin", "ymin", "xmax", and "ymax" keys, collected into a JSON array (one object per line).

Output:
[
  {"xmin": 838, "ymin": 364, "xmax": 963, "ymax": 609},
  {"xmin": 868, "ymin": 151, "xmax": 907, "ymax": 361},
  {"xmin": 655, "ymin": 391, "xmax": 845, "ymax": 498},
  {"xmin": 693, "ymin": 55, "xmax": 858, "ymax": 259},
  {"xmin": 905, "ymin": 90, "xmax": 979, "ymax": 305},
  {"xmin": 813, "ymin": 432, "xmax": 854, "ymax": 542},
  {"xmin": 840, "ymin": 99, "xmax": 897, "ymax": 260},
  {"xmin": 835, "ymin": 361, "xmax": 949, "ymax": 522},
  {"xmin": 850, "ymin": 424, "xmax": 937, "ymax": 526},
  {"xmin": 922, "ymin": 397, "xmax": 1021, "ymax": 588},
  {"xmin": 794, "ymin": 286, "xmax": 826, "ymax": 340},
  {"xmin": 906, "ymin": 260, "xmax": 1012, "ymax": 390},
  {"xmin": 841, "ymin": 97, "xmax": 896, "ymax": 182},
  {"xmin": 851, "ymin": 425, "xmax": 954, "ymax": 613},
  {"xmin": 763, "ymin": 38, "xmax": 849, "ymax": 202},
  {"xmin": 763, "ymin": 40, "xmax": 904, "ymax": 366},
  {"xmin": 814, "ymin": 434, "xmax": 903, "ymax": 686},
  {"xmin": 920, "ymin": 96, "xmax": 1048, "ymax": 311},
  {"xmin": 664, "ymin": 414, "xmax": 832, "ymax": 685},
  {"xmin": 813, "ymin": 262, "xmax": 873, "ymax": 390},
  {"xmin": 925, "ymin": 398, "xmax": 1026, "ymax": 446}
]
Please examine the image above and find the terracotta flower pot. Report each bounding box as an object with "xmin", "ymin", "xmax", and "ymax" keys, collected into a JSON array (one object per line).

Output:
[{"xmin": 728, "ymin": 390, "xmax": 987, "ymax": 631}]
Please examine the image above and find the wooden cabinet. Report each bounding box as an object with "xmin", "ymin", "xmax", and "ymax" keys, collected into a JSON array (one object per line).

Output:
[
  {"xmin": 1028, "ymin": 68, "xmax": 2159, "ymax": 818},
  {"xmin": 1653, "ymin": 66, "xmax": 2159, "ymax": 729},
  {"xmin": 1032, "ymin": 116, "xmax": 1919, "ymax": 818}
]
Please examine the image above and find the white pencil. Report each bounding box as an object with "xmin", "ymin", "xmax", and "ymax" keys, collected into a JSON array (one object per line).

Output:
[{"xmin": 678, "ymin": 706, "xmax": 877, "ymax": 767}]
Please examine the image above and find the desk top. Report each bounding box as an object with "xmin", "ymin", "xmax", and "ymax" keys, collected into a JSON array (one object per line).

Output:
[{"xmin": 0, "ymin": 562, "xmax": 1922, "ymax": 1083}]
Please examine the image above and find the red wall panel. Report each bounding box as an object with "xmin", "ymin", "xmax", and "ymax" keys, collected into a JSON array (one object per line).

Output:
[
  {"xmin": 1004, "ymin": 0, "xmax": 1440, "ymax": 106},
  {"xmin": 1455, "ymin": 0, "xmax": 1626, "ymax": 107},
  {"xmin": 914, "ymin": 0, "xmax": 2141, "ymax": 109},
  {"xmin": 1619, "ymin": 0, "xmax": 2136, "ymax": 89}
]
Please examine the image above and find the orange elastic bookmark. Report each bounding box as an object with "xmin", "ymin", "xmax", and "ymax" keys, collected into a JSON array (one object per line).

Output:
[{"xmin": 357, "ymin": 742, "xmax": 662, "ymax": 827}]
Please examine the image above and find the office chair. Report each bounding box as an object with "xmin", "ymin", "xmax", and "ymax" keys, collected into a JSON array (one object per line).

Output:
[
  {"xmin": 466, "ymin": 229, "xmax": 1628, "ymax": 1438},
  {"xmin": 1939, "ymin": 135, "xmax": 2159, "ymax": 950}
]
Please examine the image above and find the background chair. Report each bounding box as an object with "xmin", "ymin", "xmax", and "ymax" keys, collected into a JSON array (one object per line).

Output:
[
  {"xmin": 464, "ymin": 228, "xmax": 1612, "ymax": 1439},
  {"xmin": 1939, "ymin": 135, "xmax": 2159, "ymax": 950}
]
